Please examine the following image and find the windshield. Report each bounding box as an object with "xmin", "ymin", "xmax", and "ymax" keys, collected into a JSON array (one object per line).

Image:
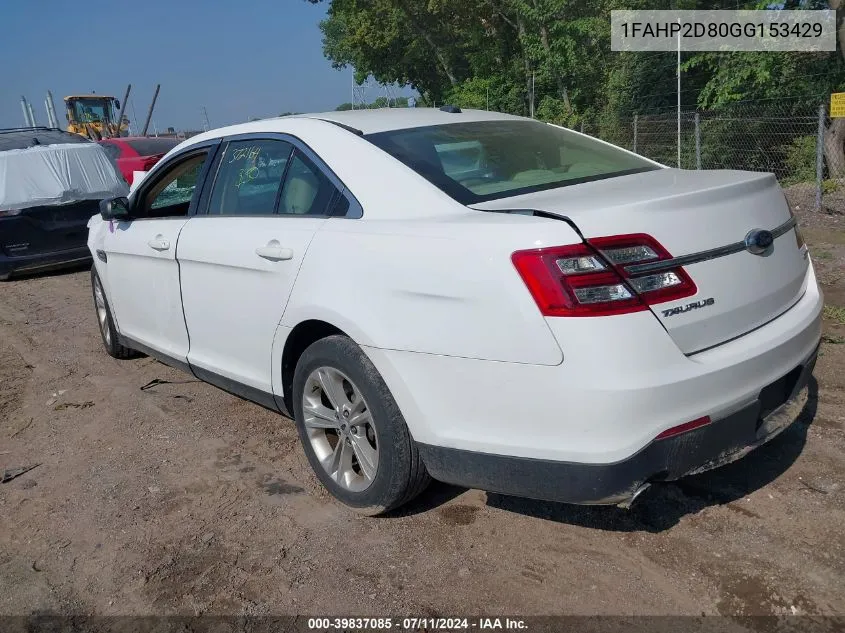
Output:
[
  {"xmin": 71, "ymin": 99, "xmax": 113, "ymax": 124},
  {"xmin": 365, "ymin": 120, "xmax": 659, "ymax": 204}
]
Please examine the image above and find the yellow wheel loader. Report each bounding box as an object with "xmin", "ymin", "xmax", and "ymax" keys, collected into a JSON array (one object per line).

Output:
[{"xmin": 64, "ymin": 94, "xmax": 128, "ymax": 140}]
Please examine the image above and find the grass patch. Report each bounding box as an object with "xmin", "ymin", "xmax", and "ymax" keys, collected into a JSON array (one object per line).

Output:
[
  {"xmin": 804, "ymin": 228, "xmax": 845, "ymax": 246},
  {"xmin": 822, "ymin": 334, "xmax": 845, "ymax": 345},
  {"xmin": 823, "ymin": 305, "xmax": 845, "ymax": 325},
  {"xmin": 814, "ymin": 250, "xmax": 833, "ymax": 261}
]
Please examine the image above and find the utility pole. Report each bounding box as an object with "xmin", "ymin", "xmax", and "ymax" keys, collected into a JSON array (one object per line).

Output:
[
  {"xmin": 677, "ymin": 18, "xmax": 681, "ymax": 168},
  {"xmin": 529, "ymin": 72, "xmax": 535, "ymax": 118},
  {"xmin": 141, "ymin": 84, "xmax": 161, "ymax": 137},
  {"xmin": 114, "ymin": 84, "xmax": 131, "ymax": 138},
  {"xmin": 21, "ymin": 96, "xmax": 33, "ymax": 127},
  {"xmin": 46, "ymin": 91, "xmax": 61, "ymax": 129}
]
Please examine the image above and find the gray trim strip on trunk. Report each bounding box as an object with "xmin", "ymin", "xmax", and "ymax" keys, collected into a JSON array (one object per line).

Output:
[{"xmin": 623, "ymin": 216, "xmax": 797, "ymax": 276}]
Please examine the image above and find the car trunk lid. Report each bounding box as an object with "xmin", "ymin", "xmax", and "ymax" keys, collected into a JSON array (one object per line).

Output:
[{"xmin": 473, "ymin": 168, "xmax": 810, "ymax": 354}]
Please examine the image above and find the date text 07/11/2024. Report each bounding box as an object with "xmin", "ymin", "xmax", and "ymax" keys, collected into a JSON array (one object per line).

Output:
[{"xmin": 306, "ymin": 617, "xmax": 528, "ymax": 630}]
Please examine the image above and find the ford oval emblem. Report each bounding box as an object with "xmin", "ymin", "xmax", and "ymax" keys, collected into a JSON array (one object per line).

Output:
[{"xmin": 744, "ymin": 229, "xmax": 774, "ymax": 255}]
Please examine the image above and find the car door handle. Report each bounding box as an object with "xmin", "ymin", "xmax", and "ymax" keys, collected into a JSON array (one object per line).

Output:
[
  {"xmin": 147, "ymin": 237, "xmax": 170, "ymax": 251},
  {"xmin": 255, "ymin": 245, "xmax": 293, "ymax": 261}
]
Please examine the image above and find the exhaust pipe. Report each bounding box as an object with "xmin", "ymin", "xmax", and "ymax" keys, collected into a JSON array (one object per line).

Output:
[{"xmin": 616, "ymin": 483, "xmax": 651, "ymax": 510}]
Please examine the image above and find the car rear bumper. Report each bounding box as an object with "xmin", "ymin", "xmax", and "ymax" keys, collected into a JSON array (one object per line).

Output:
[
  {"xmin": 362, "ymin": 261, "xmax": 822, "ymax": 501},
  {"xmin": 416, "ymin": 346, "xmax": 816, "ymax": 505},
  {"xmin": 0, "ymin": 246, "xmax": 91, "ymax": 279}
]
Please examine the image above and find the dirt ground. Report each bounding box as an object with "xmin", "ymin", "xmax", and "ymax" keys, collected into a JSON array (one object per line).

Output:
[{"xmin": 1, "ymin": 203, "xmax": 844, "ymax": 620}]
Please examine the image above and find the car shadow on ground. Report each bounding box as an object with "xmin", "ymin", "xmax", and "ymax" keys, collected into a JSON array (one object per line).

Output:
[
  {"xmin": 386, "ymin": 480, "xmax": 469, "ymax": 518},
  {"xmin": 483, "ymin": 377, "xmax": 819, "ymax": 533}
]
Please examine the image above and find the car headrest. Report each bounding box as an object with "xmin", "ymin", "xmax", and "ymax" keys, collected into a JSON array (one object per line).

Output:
[{"xmin": 282, "ymin": 173, "xmax": 318, "ymax": 214}]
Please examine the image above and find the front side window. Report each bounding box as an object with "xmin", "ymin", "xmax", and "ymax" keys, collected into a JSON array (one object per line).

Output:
[
  {"xmin": 138, "ymin": 153, "xmax": 207, "ymax": 218},
  {"xmin": 365, "ymin": 120, "xmax": 658, "ymax": 204},
  {"xmin": 207, "ymin": 139, "xmax": 293, "ymax": 216}
]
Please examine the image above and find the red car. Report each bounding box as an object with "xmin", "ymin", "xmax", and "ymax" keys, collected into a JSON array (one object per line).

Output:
[{"xmin": 98, "ymin": 137, "xmax": 180, "ymax": 185}]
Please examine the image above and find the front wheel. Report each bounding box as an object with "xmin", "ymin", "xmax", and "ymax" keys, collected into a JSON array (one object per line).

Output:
[
  {"xmin": 292, "ymin": 335, "xmax": 430, "ymax": 515},
  {"xmin": 91, "ymin": 266, "xmax": 136, "ymax": 359}
]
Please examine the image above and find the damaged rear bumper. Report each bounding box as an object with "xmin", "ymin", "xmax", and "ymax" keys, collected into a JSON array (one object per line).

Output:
[{"xmin": 418, "ymin": 346, "xmax": 817, "ymax": 506}]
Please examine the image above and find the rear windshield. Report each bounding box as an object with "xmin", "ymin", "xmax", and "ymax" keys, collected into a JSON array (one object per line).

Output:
[
  {"xmin": 365, "ymin": 120, "xmax": 658, "ymax": 204},
  {"xmin": 127, "ymin": 138, "xmax": 180, "ymax": 156}
]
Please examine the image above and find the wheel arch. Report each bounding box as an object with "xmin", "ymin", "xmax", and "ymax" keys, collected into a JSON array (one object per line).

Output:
[{"xmin": 280, "ymin": 319, "xmax": 347, "ymax": 414}]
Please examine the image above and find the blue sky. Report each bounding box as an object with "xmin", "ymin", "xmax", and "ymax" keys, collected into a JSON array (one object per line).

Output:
[{"xmin": 1, "ymin": 0, "xmax": 415, "ymax": 131}]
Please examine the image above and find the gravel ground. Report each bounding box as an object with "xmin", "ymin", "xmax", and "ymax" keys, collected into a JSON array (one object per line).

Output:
[{"xmin": 1, "ymin": 205, "xmax": 844, "ymax": 620}]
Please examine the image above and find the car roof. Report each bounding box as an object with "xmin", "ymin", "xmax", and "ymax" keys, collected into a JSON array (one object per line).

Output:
[
  {"xmin": 293, "ymin": 107, "xmax": 526, "ymax": 135},
  {"xmin": 182, "ymin": 108, "xmax": 527, "ymax": 149},
  {"xmin": 0, "ymin": 127, "xmax": 91, "ymax": 152}
]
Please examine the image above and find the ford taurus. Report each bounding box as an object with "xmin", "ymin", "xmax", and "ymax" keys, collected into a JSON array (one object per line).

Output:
[{"xmin": 88, "ymin": 107, "xmax": 821, "ymax": 514}]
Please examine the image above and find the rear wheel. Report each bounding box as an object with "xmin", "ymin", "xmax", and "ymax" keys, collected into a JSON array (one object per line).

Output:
[
  {"xmin": 292, "ymin": 335, "xmax": 430, "ymax": 515},
  {"xmin": 91, "ymin": 266, "xmax": 135, "ymax": 359}
]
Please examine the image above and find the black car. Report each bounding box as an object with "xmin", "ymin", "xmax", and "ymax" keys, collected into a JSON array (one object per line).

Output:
[{"xmin": 0, "ymin": 127, "xmax": 128, "ymax": 280}]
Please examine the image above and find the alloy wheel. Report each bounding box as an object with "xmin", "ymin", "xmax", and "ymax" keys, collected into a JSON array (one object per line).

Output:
[
  {"xmin": 302, "ymin": 366, "xmax": 378, "ymax": 492},
  {"xmin": 93, "ymin": 276, "xmax": 111, "ymax": 346}
]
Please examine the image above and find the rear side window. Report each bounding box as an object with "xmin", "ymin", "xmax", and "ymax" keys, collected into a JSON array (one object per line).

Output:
[
  {"xmin": 207, "ymin": 139, "xmax": 293, "ymax": 216},
  {"xmin": 126, "ymin": 138, "xmax": 180, "ymax": 156},
  {"xmin": 278, "ymin": 152, "xmax": 335, "ymax": 216},
  {"xmin": 365, "ymin": 120, "xmax": 658, "ymax": 204}
]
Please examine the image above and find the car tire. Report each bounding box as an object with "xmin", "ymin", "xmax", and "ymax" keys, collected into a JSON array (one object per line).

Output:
[
  {"xmin": 292, "ymin": 334, "xmax": 430, "ymax": 515},
  {"xmin": 91, "ymin": 265, "xmax": 136, "ymax": 359}
]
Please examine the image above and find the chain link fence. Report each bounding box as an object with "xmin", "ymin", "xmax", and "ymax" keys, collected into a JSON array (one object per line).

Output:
[{"xmin": 582, "ymin": 103, "xmax": 844, "ymax": 214}]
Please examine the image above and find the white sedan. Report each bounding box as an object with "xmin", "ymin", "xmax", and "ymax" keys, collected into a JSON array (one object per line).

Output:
[{"xmin": 88, "ymin": 107, "xmax": 822, "ymax": 514}]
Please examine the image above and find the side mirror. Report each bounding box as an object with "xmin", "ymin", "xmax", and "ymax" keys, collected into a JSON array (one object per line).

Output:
[
  {"xmin": 114, "ymin": 99, "xmax": 121, "ymax": 110},
  {"xmin": 100, "ymin": 197, "xmax": 130, "ymax": 221}
]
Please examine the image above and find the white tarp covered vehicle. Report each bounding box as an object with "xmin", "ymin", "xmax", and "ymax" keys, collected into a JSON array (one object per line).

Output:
[
  {"xmin": 0, "ymin": 142, "xmax": 128, "ymax": 210},
  {"xmin": 0, "ymin": 129, "xmax": 128, "ymax": 279}
]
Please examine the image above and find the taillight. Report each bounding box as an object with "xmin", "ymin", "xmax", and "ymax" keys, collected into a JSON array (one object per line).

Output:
[
  {"xmin": 590, "ymin": 234, "xmax": 697, "ymax": 305},
  {"xmin": 512, "ymin": 234, "xmax": 697, "ymax": 317},
  {"xmin": 512, "ymin": 244, "xmax": 644, "ymax": 317}
]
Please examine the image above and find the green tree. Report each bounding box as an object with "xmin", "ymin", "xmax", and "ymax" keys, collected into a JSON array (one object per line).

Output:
[{"xmin": 306, "ymin": 0, "xmax": 845, "ymax": 171}]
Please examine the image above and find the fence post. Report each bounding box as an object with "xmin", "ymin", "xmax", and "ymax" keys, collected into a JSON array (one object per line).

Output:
[
  {"xmin": 694, "ymin": 113, "xmax": 701, "ymax": 170},
  {"xmin": 580, "ymin": 121, "xmax": 584, "ymax": 134},
  {"xmin": 815, "ymin": 104, "xmax": 825, "ymax": 212},
  {"xmin": 633, "ymin": 114, "xmax": 638, "ymax": 153}
]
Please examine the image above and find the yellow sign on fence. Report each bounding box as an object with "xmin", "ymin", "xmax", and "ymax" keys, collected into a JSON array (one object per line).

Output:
[{"xmin": 832, "ymin": 92, "xmax": 845, "ymax": 118}]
